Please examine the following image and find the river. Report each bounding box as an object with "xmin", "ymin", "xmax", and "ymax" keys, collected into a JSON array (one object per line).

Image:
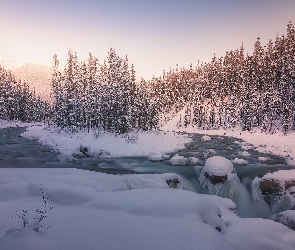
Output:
[{"xmin": 1, "ymin": 126, "xmax": 293, "ymax": 218}]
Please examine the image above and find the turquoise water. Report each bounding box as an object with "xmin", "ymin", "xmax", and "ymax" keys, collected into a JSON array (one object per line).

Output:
[{"xmin": 1, "ymin": 127, "xmax": 293, "ymax": 218}]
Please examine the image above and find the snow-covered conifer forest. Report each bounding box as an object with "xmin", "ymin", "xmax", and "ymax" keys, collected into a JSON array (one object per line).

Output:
[{"xmin": 1, "ymin": 22, "xmax": 295, "ymax": 134}]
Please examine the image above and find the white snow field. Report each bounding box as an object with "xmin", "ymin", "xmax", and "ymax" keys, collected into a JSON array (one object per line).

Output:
[
  {"xmin": 19, "ymin": 123, "xmax": 191, "ymax": 159},
  {"xmin": 1, "ymin": 168, "xmax": 295, "ymax": 250}
]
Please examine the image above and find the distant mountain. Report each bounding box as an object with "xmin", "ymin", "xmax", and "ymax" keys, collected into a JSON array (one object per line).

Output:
[{"xmin": 13, "ymin": 63, "xmax": 54, "ymax": 104}]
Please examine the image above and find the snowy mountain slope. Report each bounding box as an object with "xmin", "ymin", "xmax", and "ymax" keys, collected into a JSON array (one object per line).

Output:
[{"xmin": 13, "ymin": 63, "xmax": 53, "ymax": 104}]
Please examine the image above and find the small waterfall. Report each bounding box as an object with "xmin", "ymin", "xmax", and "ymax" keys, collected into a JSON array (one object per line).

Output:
[{"xmin": 237, "ymin": 181, "xmax": 271, "ymax": 218}]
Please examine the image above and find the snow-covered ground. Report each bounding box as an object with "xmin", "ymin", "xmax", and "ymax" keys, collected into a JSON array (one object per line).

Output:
[
  {"xmin": 18, "ymin": 123, "xmax": 191, "ymax": 159},
  {"xmin": 162, "ymin": 113, "xmax": 295, "ymax": 166},
  {"xmin": 2, "ymin": 118, "xmax": 295, "ymax": 249},
  {"xmin": 1, "ymin": 168, "xmax": 295, "ymax": 250}
]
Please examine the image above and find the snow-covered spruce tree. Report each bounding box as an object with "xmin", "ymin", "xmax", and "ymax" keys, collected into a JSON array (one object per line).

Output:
[{"xmin": 51, "ymin": 49, "xmax": 159, "ymax": 133}]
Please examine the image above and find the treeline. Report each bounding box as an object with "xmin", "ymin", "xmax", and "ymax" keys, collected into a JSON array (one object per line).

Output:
[
  {"xmin": 51, "ymin": 49, "xmax": 158, "ymax": 133},
  {"xmin": 1, "ymin": 22, "xmax": 294, "ymax": 135},
  {"xmin": 148, "ymin": 21, "xmax": 295, "ymax": 133},
  {"xmin": 0, "ymin": 66, "xmax": 51, "ymax": 122}
]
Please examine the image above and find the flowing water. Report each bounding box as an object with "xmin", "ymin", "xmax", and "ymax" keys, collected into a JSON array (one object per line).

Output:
[{"xmin": 0, "ymin": 127, "xmax": 293, "ymax": 218}]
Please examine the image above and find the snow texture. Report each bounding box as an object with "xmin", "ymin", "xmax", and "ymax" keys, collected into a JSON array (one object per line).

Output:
[
  {"xmin": 20, "ymin": 124, "xmax": 191, "ymax": 158},
  {"xmin": 202, "ymin": 156, "xmax": 234, "ymax": 177},
  {"xmin": 169, "ymin": 154, "xmax": 187, "ymax": 165},
  {"xmin": 1, "ymin": 168, "xmax": 295, "ymax": 250},
  {"xmin": 262, "ymin": 169, "xmax": 295, "ymax": 182}
]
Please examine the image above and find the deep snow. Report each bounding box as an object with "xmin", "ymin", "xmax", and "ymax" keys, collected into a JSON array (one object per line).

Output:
[{"xmin": 1, "ymin": 168, "xmax": 295, "ymax": 250}]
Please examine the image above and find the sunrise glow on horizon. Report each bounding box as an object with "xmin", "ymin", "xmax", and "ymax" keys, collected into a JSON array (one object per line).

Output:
[{"xmin": 1, "ymin": 0, "xmax": 295, "ymax": 80}]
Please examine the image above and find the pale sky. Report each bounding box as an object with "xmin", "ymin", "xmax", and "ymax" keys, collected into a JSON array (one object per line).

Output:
[{"xmin": 0, "ymin": 0, "xmax": 295, "ymax": 80}]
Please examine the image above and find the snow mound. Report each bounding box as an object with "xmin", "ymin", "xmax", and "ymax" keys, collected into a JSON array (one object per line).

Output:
[
  {"xmin": 169, "ymin": 155, "xmax": 202, "ymax": 166},
  {"xmin": 207, "ymin": 149, "xmax": 216, "ymax": 154},
  {"xmin": 241, "ymin": 145, "xmax": 254, "ymax": 150},
  {"xmin": 198, "ymin": 157, "xmax": 240, "ymax": 200},
  {"xmin": 187, "ymin": 157, "xmax": 202, "ymax": 165},
  {"xmin": 202, "ymin": 156, "xmax": 234, "ymax": 176},
  {"xmin": 201, "ymin": 135, "xmax": 212, "ymax": 141},
  {"xmin": 169, "ymin": 154, "xmax": 187, "ymax": 165},
  {"xmin": 258, "ymin": 157, "xmax": 270, "ymax": 162},
  {"xmin": 231, "ymin": 158, "xmax": 248, "ymax": 165},
  {"xmin": 262, "ymin": 170, "xmax": 295, "ymax": 182},
  {"xmin": 238, "ymin": 151, "xmax": 251, "ymax": 157}
]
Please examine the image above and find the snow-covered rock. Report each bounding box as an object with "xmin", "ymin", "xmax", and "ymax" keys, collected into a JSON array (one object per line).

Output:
[
  {"xmin": 201, "ymin": 135, "xmax": 211, "ymax": 141},
  {"xmin": 169, "ymin": 154, "xmax": 187, "ymax": 165},
  {"xmin": 259, "ymin": 170, "xmax": 295, "ymax": 213},
  {"xmin": 241, "ymin": 145, "xmax": 254, "ymax": 150},
  {"xmin": 207, "ymin": 149, "xmax": 216, "ymax": 154},
  {"xmin": 199, "ymin": 156, "xmax": 240, "ymax": 200},
  {"xmin": 169, "ymin": 155, "xmax": 202, "ymax": 166},
  {"xmin": 238, "ymin": 151, "xmax": 251, "ymax": 157},
  {"xmin": 270, "ymin": 210, "xmax": 295, "ymax": 231},
  {"xmin": 201, "ymin": 156, "xmax": 234, "ymax": 178},
  {"xmin": 231, "ymin": 158, "xmax": 248, "ymax": 165},
  {"xmin": 258, "ymin": 156, "xmax": 270, "ymax": 162},
  {"xmin": 187, "ymin": 157, "xmax": 202, "ymax": 166}
]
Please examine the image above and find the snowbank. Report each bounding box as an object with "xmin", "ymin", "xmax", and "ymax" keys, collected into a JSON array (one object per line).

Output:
[
  {"xmin": 20, "ymin": 124, "xmax": 191, "ymax": 158},
  {"xmin": 1, "ymin": 168, "xmax": 295, "ymax": 250},
  {"xmin": 0, "ymin": 119, "xmax": 43, "ymax": 129}
]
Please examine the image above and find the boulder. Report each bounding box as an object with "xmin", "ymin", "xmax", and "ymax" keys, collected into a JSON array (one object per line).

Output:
[
  {"xmin": 259, "ymin": 170, "xmax": 295, "ymax": 212},
  {"xmin": 270, "ymin": 210, "xmax": 295, "ymax": 231},
  {"xmin": 80, "ymin": 146, "xmax": 89, "ymax": 155},
  {"xmin": 204, "ymin": 172, "xmax": 227, "ymax": 184},
  {"xmin": 166, "ymin": 179, "xmax": 180, "ymax": 188}
]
